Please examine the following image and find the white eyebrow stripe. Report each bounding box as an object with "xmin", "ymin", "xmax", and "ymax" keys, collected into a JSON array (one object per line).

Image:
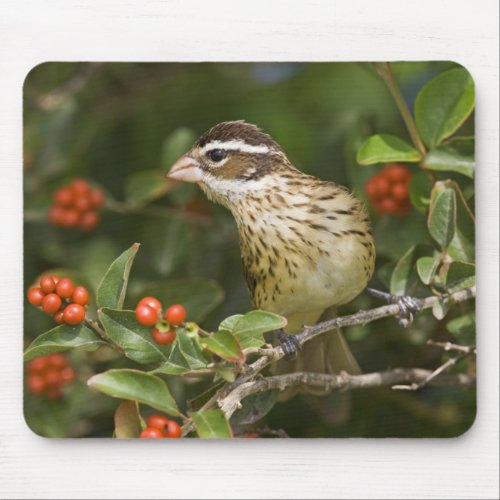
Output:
[{"xmin": 200, "ymin": 140, "xmax": 270, "ymax": 155}]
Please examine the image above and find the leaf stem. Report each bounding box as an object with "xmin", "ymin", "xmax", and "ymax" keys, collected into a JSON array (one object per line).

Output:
[{"xmin": 373, "ymin": 62, "xmax": 427, "ymax": 158}]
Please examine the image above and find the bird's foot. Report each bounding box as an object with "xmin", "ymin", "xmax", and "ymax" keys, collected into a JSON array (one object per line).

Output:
[
  {"xmin": 276, "ymin": 330, "xmax": 302, "ymax": 360},
  {"xmin": 365, "ymin": 287, "xmax": 421, "ymax": 328}
]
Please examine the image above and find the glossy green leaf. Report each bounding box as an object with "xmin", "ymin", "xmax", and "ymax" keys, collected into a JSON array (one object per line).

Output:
[
  {"xmin": 201, "ymin": 330, "xmax": 244, "ymax": 363},
  {"xmin": 114, "ymin": 400, "xmax": 143, "ymax": 438},
  {"xmin": 424, "ymin": 137, "xmax": 474, "ymax": 178},
  {"xmin": 408, "ymin": 171, "xmax": 433, "ymax": 212},
  {"xmin": 356, "ymin": 134, "xmax": 421, "ymax": 165},
  {"xmin": 136, "ymin": 279, "xmax": 224, "ymax": 323},
  {"xmin": 88, "ymin": 369, "xmax": 181, "ymax": 416},
  {"xmin": 124, "ymin": 169, "xmax": 172, "ymax": 207},
  {"xmin": 445, "ymin": 261, "xmax": 475, "ymax": 293},
  {"xmin": 415, "ymin": 67, "xmax": 475, "ymax": 148},
  {"xmin": 153, "ymin": 329, "xmax": 209, "ymax": 375},
  {"xmin": 390, "ymin": 244, "xmax": 433, "ymax": 296},
  {"xmin": 416, "ymin": 255, "xmax": 440, "ymax": 285},
  {"xmin": 230, "ymin": 390, "xmax": 278, "ymax": 426},
  {"xmin": 96, "ymin": 243, "xmax": 140, "ymax": 309},
  {"xmin": 24, "ymin": 324, "xmax": 105, "ymax": 361},
  {"xmin": 428, "ymin": 185, "xmax": 456, "ymax": 251},
  {"xmin": 190, "ymin": 409, "xmax": 233, "ymax": 438},
  {"xmin": 162, "ymin": 127, "xmax": 196, "ymax": 168},
  {"xmin": 98, "ymin": 308, "xmax": 171, "ymax": 365},
  {"xmin": 231, "ymin": 310, "xmax": 287, "ymax": 349},
  {"xmin": 432, "ymin": 297, "xmax": 450, "ymax": 320}
]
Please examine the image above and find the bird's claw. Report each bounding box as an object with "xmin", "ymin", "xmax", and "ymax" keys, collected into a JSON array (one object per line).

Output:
[
  {"xmin": 390, "ymin": 295, "xmax": 421, "ymax": 328},
  {"xmin": 365, "ymin": 287, "xmax": 421, "ymax": 328},
  {"xmin": 277, "ymin": 330, "xmax": 302, "ymax": 360}
]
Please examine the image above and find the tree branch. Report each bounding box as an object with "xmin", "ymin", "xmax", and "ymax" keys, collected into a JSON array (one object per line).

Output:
[
  {"xmin": 181, "ymin": 286, "xmax": 476, "ymax": 433},
  {"xmin": 220, "ymin": 368, "xmax": 475, "ymax": 419}
]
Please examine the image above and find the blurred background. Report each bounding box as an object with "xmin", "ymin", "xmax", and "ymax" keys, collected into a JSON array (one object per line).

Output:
[{"xmin": 24, "ymin": 62, "xmax": 475, "ymax": 437}]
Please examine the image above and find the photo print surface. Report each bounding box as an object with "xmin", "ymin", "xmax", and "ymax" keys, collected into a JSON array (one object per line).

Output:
[{"xmin": 23, "ymin": 62, "xmax": 476, "ymax": 438}]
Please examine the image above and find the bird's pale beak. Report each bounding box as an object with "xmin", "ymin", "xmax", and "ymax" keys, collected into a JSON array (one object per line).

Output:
[{"xmin": 167, "ymin": 155, "xmax": 203, "ymax": 183}]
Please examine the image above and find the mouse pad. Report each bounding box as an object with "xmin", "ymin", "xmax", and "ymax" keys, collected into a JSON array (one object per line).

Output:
[{"xmin": 23, "ymin": 62, "xmax": 476, "ymax": 438}]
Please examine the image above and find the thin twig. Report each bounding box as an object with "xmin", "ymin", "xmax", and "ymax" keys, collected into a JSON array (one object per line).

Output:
[
  {"xmin": 427, "ymin": 339, "xmax": 476, "ymax": 355},
  {"xmin": 220, "ymin": 368, "xmax": 475, "ymax": 419}
]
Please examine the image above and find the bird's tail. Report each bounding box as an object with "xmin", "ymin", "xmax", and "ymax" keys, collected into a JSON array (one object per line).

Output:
[{"xmin": 272, "ymin": 307, "xmax": 361, "ymax": 401}]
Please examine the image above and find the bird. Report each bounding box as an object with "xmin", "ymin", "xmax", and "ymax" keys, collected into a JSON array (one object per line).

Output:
[{"xmin": 167, "ymin": 120, "xmax": 375, "ymax": 398}]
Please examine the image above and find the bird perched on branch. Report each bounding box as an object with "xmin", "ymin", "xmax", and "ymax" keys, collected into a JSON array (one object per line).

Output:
[{"xmin": 167, "ymin": 121, "xmax": 375, "ymax": 399}]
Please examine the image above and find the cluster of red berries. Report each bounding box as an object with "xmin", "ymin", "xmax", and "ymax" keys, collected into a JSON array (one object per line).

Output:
[
  {"xmin": 26, "ymin": 353, "xmax": 76, "ymax": 399},
  {"xmin": 140, "ymin": 413, "xmax": 182, "ymax": 438},
  {"xmin": 365, "ymin": 163, "xmax": 412, "ymax": 215},
  {"xmin": 49, "ymin": 178, "xmax": 105, "ymax": 230},
  {"xmin": 135, "ymin": 297, "xmax": 186, "ymax": 345},
  {"xmin": 27, "ymin": 275, "xmax": 89, "ymax": 325}
]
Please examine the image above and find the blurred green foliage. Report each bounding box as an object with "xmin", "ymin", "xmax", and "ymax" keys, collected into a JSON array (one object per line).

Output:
[{"xmin": 24, "ymin": 62, "xmax": 475, "ymax": 438}]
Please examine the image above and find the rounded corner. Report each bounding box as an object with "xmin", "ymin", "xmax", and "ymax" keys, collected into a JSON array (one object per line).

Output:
[{"xmin": 22, "ymin": 61, "xmax": 55, "ymax": 94}]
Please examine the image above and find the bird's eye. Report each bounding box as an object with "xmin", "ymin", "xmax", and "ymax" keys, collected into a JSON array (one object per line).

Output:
[{"xmin": 208, "ymin": 149, "xmax": 227, "ymax": 163}]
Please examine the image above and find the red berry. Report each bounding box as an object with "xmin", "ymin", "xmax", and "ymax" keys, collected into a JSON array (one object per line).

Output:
[
  {"xmin": 74, "ymin": 194, "xmax": 92, "ymax": 213},
  {"xmin": 40, "ymin": 275, "xmax": 56, "ymax": 294},
  {"xmin": 48, "ymin": 206, "xmax": 67, "ymax": 225},
  {"xmin": 135, "ymin": 304, "xmax": 159, "ymax": 327},
  {"xmin": 27, "ymin": 374, "xmax": 46, "ymax": 394},
  {"xmin": 60, "ymin": 366, "xmax": 75, "ymax": 384},
  {"xmin": 366, "ymin": 176, "xmax": 390, "ymax": 200},
  {"xmin": 72, "ymin": 286, "xmax": 89, "ymax": 306},
  {"xmin": 28, "ymin": 357, "xmax": 48, "ymax": 374},
  {"xmin": 48, "ymin": 353, "xmax": 68, "ymax": 369},
  {"xmin": 44, "ymin": 368, "xmax": 61, "ymax": 387},
  {"xmin": 54, "ymin": 187, "xmax": 74, "ymax": 207},
  {"xmin": 61, "ymin": 208, "xmax": 81, "ymax": 227},
  {"xmin": 80, "ymin": 211, "xmax": 100, "ymax": 231},
  {"xmin": 27, "ymin": 287, "xmax": 45, "ymax": 306},
  {"xmin": 138, "ymin": 297, "xmax": 162, "ymax": 316},
  {"xmin": 56, "ymin": 277, "xmax": 75, "ymax": 299},
  {"xmin": 50, "ymin": 275, "xmax": 60, "ymax": 285},
  {"xmin": 70, "ymin": 178, "xmax": 91, "ymax": 195},
  {"xmin": 90, "ymin": 189, "xmax": 105, "ymax": 208},
  {"xmin": 165, "ymin": 420, "xmax": 182, "ymax": 438},
  {"xmin": 140, "ymin": 427, "xmax": 165, "ymax": 438},
  {"xmin": 164, "ymin": 304, "xmax": 186, "ymax": 325},
  {"xmin": 63, "ymin": 303, "xmax": 86, "ymax": 325},
  {"xmin": 151, "ymin": 327, "xmax": 176, "ymax": 345},
  {"xmin": 378, "ymin": 197, "xmax": 399, "ymax": 214},
  {"xmin": 53, "ymin": 310, "xmax": 65, "ymax": 324},
  {"xmin": 146, "ymin": 414, "xmax": 170, "ymax": 432},
  {"xmin": 384, "ymin": 163, "xmax": 410, "ymax": 182},
  {"xmin": 391, "ymin": 182, "xmax": 409, "ymax": 201},
  {"xmin": 42, "ymin": 293, "xmax": 62, "ymax": 314}
]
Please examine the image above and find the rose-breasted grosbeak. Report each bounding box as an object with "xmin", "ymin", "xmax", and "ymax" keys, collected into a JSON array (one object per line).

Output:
[{"xmin": 167, "ymin": 121, "xmax": 375, "ymax": 398}]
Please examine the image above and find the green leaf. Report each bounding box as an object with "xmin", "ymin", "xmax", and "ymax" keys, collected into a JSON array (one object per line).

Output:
[
  {"xmin": 190, "ymin": 409, "xmax": 233, "ymax": 438},
  {"xmin": 424, "ymin": 137, "xmax": 474, "ymax": 178},
  {"xmin": 356, "ymin": 134, "xmax": 421, "ymax": 165},
  {"xmin": 230, "ymin": 390, "xmax": 278, "ymax": 426},
  {"xmin": 153, "ymin": 328, "xmax": 209, "ymax": 375},
  {"xmin": 88, "ymin": 369, "xmax": 180, "ymax": 416},
  {"xmin": 446, "ymin": 312, "xmax": 475, "ymax": 341},
  {"xmin": 96, "ymin": 243, "xmax": 140, "ymax": 310},
  {"xmin": 432, "ymin": 296, "xmax": 450, "ymax": 320},
  {"xmin": 428, "ymin": 185, "xmax": 456, "ymax": 251},
  {"xmin": 445, "ymin": 261, "xmax": 475, "ymax": 293},
  {"xmin": 98, "ymin": 308, "xmax": 171, "ymax": 365},
  {"xmin": 201, "ymin": 330, "xmax": 244, "ymax": 363},
  {"xmin": 408, "ymin": 171, "xmax": 433, "ymax": 212},
  {"xmin": 415, "ymin": 67, "xmax": 475, "ymax": 148},
  {"xmin": 416, "ymin": 255, "xmax": 440, "ymax": 285},
  {"xmin": 114, "ymin": 400, "xmax": 143, "ymax": 438},
  {"xmin": 136, "ymin": 279, "xmax": 224, "ymax": 324},
  {"xmin": 390, "ymin": 244, "xmax": 433, "ymax": 296},
  {"xmin": 161, "ymin": 127, "xmax": 196, "ymax": 168},
  {"xmin": 24, "ymin": 324, "xmax": 105, "ymax": 361},
  {"xmin": 214, "ymin": 364, "xmax": 236, "ymax": 383},
  {"xmin": 124, "ymin": 169, "xmax": 172, "ymax": 207},
  {"xmin": 230, "ymin": 310, "xmax": 287, "ymax": 349}
]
